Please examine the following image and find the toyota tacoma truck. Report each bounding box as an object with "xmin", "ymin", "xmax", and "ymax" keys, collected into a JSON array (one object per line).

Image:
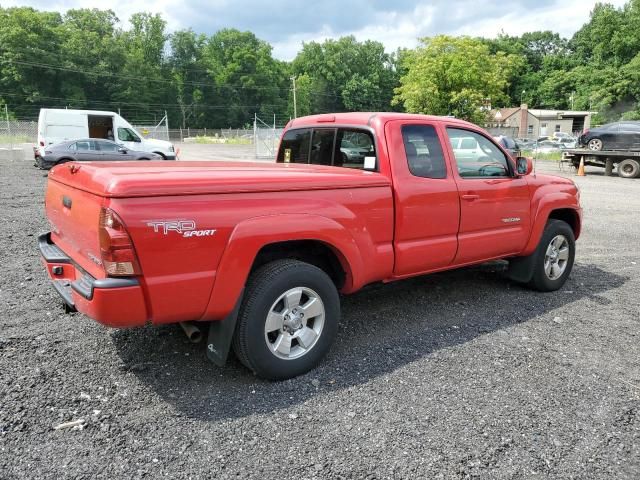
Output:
[{"xmin": 39, "ymin": 113, "xmax": 582, "ymax": 380}]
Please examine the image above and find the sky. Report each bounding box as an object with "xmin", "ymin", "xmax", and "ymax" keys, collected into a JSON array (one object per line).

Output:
[{"xmin": 1, "ymin": 0, "xmax": 630, "ymax": 59}]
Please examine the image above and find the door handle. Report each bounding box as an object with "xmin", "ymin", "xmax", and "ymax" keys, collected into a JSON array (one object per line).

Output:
[{"xmin": 461, "ymin": 194, "xmax": 480, "ymax": 201}]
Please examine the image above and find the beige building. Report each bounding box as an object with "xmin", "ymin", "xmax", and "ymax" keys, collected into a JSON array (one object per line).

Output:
[{"xmin": 490, "ymin": 104, "xmax": 593, "ymax": 138}]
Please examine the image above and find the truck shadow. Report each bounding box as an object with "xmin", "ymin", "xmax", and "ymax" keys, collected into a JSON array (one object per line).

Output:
[{"xmin": 110, "ymin": 262, "xmax": 627, "ymax": 422}]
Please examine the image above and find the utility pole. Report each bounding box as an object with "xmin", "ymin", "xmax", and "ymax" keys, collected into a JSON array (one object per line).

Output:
[
  {"xmin": 5, "ymin": 104, "xmax": 11, "ymax": 148},
  {"xmin": 291, "ymin": 76, "xmax": 297, "ymax": 118}
]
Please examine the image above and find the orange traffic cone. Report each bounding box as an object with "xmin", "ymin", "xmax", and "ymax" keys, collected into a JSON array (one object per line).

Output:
[{"xmin": 577, "ymin": 157, "xmax": 586, "ymax": 176}]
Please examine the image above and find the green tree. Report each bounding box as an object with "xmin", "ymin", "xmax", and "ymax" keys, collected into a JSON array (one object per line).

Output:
[
  {"xmin": 169, "ymin": 29, "xmax": 208, "ymax": 128},
  {"xmin": 202, "ymin": 29, "xmax": 289, "ymax": 127},
  {"xmin": 58, "ymin": 9, "xmax": 126, "ymax": 107},
  {"xmin": 112, "ymin": 13, "xmax": 169, "ymax": 119},
  {"xmin": 292, "ymin": 36, "xmax": 399, "ymax": 114},
  {"xmin": 0, "ymin": 7, "xmax": 63, "ymax": 117},
  {"xmin": 394, "ymin": 36, "xmax": 522, "ymax": 123}
]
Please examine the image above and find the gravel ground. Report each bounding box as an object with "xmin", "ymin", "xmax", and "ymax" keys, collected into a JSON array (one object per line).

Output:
[{"xmin": 0, "ymin": 151, "xmax": 639, "ymax": 479}]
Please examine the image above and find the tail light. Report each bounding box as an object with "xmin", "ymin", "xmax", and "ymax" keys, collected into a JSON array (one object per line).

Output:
[{"xmin": 98, "ymin": 207, "xmax": 141, "ymax": 276}]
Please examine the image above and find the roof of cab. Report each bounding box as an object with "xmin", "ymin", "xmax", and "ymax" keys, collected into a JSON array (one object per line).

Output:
[{"xmin": 286, "ymin": 112, "xmax": 479, "ymax": 130}]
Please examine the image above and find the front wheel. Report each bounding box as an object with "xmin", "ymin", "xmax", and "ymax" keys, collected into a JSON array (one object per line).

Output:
[
  {"xmin": 232, "ymin": 259, "xmax": 340, "ymax": 380},
  {"xmin": 587, "ymin": 138, "xmax": 603, "ymax": 151},
  {"xmin": 527, "ymin": 219, "xmax": 576, "ymax": 292}
]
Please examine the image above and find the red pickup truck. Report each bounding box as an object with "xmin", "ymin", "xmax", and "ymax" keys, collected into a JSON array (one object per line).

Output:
[{"xmin": 39, "ymin": 113, "xmax": 582, "ymax": 380}]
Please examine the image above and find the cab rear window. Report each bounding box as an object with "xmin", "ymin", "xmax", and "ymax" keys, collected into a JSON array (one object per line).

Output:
[{"xmin": 278, "ymin": 128, "xmax": 375, "ymax": 170}]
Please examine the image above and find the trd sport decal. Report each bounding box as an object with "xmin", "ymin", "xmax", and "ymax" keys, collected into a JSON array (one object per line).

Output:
[{"xmin": 146, "ymin": 220, "xmax": 216, "ymax": 238}]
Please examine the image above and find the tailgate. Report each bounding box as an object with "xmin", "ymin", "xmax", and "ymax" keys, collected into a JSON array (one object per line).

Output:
[{"xmin": 45, "ymin": 175, "xmax": 106, "ymax": 279}]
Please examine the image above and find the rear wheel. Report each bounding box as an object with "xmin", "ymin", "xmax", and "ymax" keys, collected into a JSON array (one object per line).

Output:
[
  {"xmin": 232, "ymin": 259, "xmax": 340, "ymax": 380},
  {"xmin": 527, "ymin": 219, "xmax": 575, "ymax": 292},
  {"xmin": 153, "ymin": 152, "xmax": 166, "ymax": 159},
  {"xmin": 587, "ymin": 138, "xmax": 603, "ymax": 151},
  {"xmin": 617, "ymin": 159, "xmax": 640, "ymax": 179}
]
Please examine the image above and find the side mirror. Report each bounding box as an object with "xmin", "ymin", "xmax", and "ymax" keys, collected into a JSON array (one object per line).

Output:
[
  {"xmin": 516, "ymin": 156, "xmax": 533, "ymax": 176},
  {"xmin": 118, "ymin": 147, "xmax": 128, "ymax": 154}
]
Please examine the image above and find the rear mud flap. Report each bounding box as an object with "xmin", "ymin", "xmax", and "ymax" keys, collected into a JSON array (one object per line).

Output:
[{"xmin": 206, "ymin": 290, "xmax": 243, "ymax": 367}]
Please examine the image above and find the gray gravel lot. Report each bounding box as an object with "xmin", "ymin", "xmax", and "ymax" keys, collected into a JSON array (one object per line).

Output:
[{"xmin": 0, "ymin": 149, "xmax": 639, "ymax": 479}]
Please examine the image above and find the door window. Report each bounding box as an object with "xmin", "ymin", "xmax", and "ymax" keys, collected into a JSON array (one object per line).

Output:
[
  {"xmin": 447, "ymin": 128, "xmax": 510, "ymax": 178},
  {"xmin": 117, "ymin": 127, "xmax": 141, "ymax": 142},
  {"xmin": 401, "ymin": 125, "xmax": 447, "ymax": 179},
  {"xmin": 620, "ymin": 123, "xmax": 640, "ymax": 132},
  {"xmin": 74, "ymin": 140, "xmax": 97, "ymax": 151},
  {"xmin": 97, "ymin": 140, "xmax": 119, "ymax": 152}
]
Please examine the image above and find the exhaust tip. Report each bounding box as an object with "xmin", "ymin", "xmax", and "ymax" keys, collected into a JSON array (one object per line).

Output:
[{"xmin": 179, "ymin": 322, "xmax": 203, "ymax": 344}]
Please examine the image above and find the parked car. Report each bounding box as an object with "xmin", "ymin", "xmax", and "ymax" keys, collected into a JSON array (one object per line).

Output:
[
  {"xmin": 36, "ymin": 108, "xmax": 176, "ymax": 159},
  {"xmin": 557, "ymin": 136, "xmax": 578, "ymax": 149},
  {"xmin": 578, "ymin": 121, "xmax": 640, "ymax": 151},
  {"xmin": 39, "ymin": 112, "xmax": 582, "ymax": 380},
  {"xmin": 34, "ymin": 139, "xmax": 164, "ymax": 169},
  {"xmin": 550, "ymin": 132, "xmax": 571, "ymax": 141},
  {"xmin": 532, "ymin": 140, "xmax": 563, "ymax": 154},
  {"xmin": 493, "ymin": 135, "xmax": 520, "ymax": 158}
]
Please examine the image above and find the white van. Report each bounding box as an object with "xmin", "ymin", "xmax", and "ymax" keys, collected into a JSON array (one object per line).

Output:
[{"xmin": 36, "ymin": 109, "xmax": 176, "ymax": 159}]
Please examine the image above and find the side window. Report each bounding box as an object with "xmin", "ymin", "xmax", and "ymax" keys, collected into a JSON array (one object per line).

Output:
[
  {"xmin": 447, "ymin": 128, "xmax": 510, "ymax": 178},
  {"xmin": 310, "ymin": 129, "xmax": 335, "ymax": 166},
  {"xmin": 98, "ymin": 141, "xmax": 118, "ymax": 152},
  {"xmin": 118, "ymin": 127, "xmax": 141, "ymax": 143},
  {"xmin": 278, "ymin": 128, "xmax": 311, "ymax": 164},
  {"xmin": 74, "ymin": 140, "xmax": 96, "ymax": 151},
  {"xmin": 401, "ymin": 125, "xmax": 447, "ymax": 179},
  {"xmin": 68, "ymin": 143, "xmax": 77, "ymax": 151},
  {"xmin": 620, "ymin": 123, "xmax": 640, "ymax": 132},
  {"xmin": 336, "ymin": 129, "xmax": 375, "ymax": 169},
  {"xmin": 278, "ymin": 127, "xmax": 376, "ymax": 170}
]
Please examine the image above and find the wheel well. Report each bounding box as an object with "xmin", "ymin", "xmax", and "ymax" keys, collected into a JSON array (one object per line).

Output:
[
  {"xmin": 153, "ymin": 151, "xmax": 166, "ymax": 159},
  {"xmin": 548, "ymin": 209, "xmax": 580, "ymax": 237},
  {"xmin": 252, "ymin": 240, "xmax": 347, "ymax": 289},
  {"xmin": 56, "ymin": 157, "xmax": 74, "ymax": 164}
]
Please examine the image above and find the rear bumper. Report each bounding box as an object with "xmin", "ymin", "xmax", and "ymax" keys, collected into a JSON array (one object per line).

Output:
[{"xmin": 38, "ymin": 233, "xmax": 148, "ymax": 327}]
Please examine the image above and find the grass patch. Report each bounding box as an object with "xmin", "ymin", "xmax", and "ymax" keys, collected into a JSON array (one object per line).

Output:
[
  {"xmin": 194, "ymin": 135, "xmax": 251, "ymax": 145},
  {"xmin": 521, "ymin": 150, "xmax": 562, "ymax": 161},
  {"xmin": 0, "ymin": 135, "xmax": 31, "ymax": 144}
]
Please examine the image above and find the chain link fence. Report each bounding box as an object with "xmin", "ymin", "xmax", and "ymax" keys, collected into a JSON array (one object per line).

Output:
[
  {"xmin": 0, "ymin": 107, "xmax": 285, "ymax": 161},
  {"xmin": 254, "ymin": 115, "xmax": 284, "ymax": 159},
  {"xmin": 0, "ymin": 120, "xmax": 38, "ymax": 161}
]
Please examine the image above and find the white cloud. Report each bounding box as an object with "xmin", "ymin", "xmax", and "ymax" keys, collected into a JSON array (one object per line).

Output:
[{"xmin": 1, "ymin": 0, "xmax": 631, "ymax": 60}]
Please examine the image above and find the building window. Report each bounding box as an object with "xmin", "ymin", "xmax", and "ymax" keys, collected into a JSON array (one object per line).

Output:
[
  {"xmin": 541, "ymin": 123, "xmax": 547, "ymax": 128},
  {"xmin": 527, "ymin": 125, "xmax": 533, "ymax": 135},
  {"xmin": 555, "ymin": 124, "xmax": 561, "ymax": 132}
]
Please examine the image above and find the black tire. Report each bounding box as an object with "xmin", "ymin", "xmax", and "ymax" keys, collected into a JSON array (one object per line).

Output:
[
  {"xmin": 617, "ymin": 159, "xmax": 640, "ymax": 179},
  {"xmin": 56, "ymin": 158, "xmax": 73, "ymax": 165},
  {"xmin": 232, "ymin": 259, "xmax": 340, "ymax": 380},
  {"xmin": 35, "ymin": 156, "xmax": 50, "ymax": 170},
  {"xmin": 138, "ymin": 157, "xmax": 150, "ymax": 161},
  {"xmin": 153, "ymin": 152, "xmax": 167, "ymax": 159},
  {"xmin": 527, "ymin": 219, "xmax": 575, "ymax": 292}
]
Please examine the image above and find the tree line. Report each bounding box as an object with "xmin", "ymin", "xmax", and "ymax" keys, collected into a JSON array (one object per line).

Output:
[{"xmin": 1, "ymin": 2, "xmax": 639, "ymax": 128}]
